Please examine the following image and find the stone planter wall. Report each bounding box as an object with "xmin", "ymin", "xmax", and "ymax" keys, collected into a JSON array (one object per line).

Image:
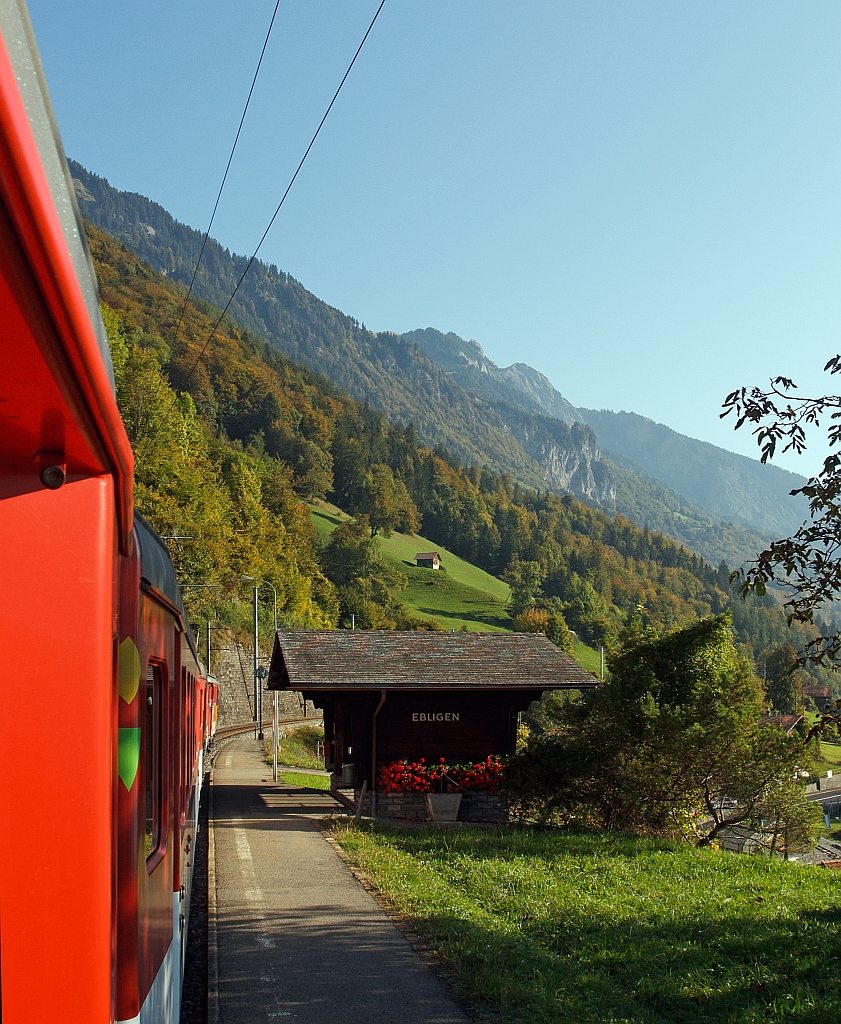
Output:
[
  {"xmin": 353, "ymin": 788, "xmax": 508, "ymax": 823},
  {"xmin": 373, "ymin": 791, "xmax": 428, "ymax": 820},
  {"xmin": 459, "ymin": 791, "xmax": 507, "ymax": 823}
]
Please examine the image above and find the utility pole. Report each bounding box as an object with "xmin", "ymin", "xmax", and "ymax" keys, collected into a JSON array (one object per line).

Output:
[
  {"xmin": 206, "ymin": 620, "xmax": 211, "ymax": 674},
  {"xmin": 273, "ymin": 689, "xmax": 278, "ymax": 783},
  {"xmin": 242, "ymin": 575, "xmax": 276, "ymax": 743}
]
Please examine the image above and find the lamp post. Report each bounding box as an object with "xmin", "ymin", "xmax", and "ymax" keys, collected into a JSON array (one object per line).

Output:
[{"xmin": 240, "ymin": 576, "xmax": 278, "ymax": 755}]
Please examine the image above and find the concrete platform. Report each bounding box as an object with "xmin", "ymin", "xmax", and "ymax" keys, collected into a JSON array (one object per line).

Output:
[{"xmin": 211, "ymin": 738, "xmax": 469, "ymax": 1023}]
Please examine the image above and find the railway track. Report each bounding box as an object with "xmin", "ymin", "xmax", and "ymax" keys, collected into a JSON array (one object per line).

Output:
[{"xmin": 213, "ymin": 714, "xmax": 324, "ymax": 742}]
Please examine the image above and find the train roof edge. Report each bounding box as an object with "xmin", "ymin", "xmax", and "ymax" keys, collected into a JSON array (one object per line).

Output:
[
  {"xmin": 134, "ymin": 512, "xmax": 200, "ymax": 663},
  {"xmin": 0, "ymin": 0, "xmax": 134, "ymax": 549},
  {"xmin": 0, "ymin": 0, "xmax": 113, "ymax": 385}
]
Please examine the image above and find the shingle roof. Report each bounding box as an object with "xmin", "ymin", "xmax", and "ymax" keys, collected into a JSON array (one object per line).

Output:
[
  {"xmin": 803, "ymin": 685, "xmax": 833, "ymax": 698},
  {"xmin": 759, "ymin": 713, "xmax": 804, "ymax": 735},
  {"xmin": 415, "ymin": 552, "xmax": 440, "ymax": 560},
  {"xmin": 268, "ymin": 629, "xmax": 596, "ymax": 690}
]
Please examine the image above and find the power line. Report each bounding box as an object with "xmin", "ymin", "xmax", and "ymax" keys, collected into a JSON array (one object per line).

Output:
[
  {"xmin": 167, "ymin": 0, "xmax": 283, "ymax": 363},
  {"xmin": 166, "ymin": 0, "xmax": 387, "ymax": 415},
  {"xmin": 135, "ymin": 0, "xmax": 284, "ymax": 465}
]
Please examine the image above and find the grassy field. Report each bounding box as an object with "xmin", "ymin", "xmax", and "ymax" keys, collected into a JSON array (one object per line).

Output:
[
  {"xmin": 375, "ymin": 529, "xmax": 510, "ymax": 602},
  {"xmin": 810, "ymin": 739, "xmax": 841, "ymax": 778},
  {"xmin": 309, "ymin": 500, "xmax": 512, "ymax": 632},
  {"xmin": 308, "ymin": 500, "xmax": 600, "ymax": 668},
  {"xmin": 332, "ymin": 822, "xmax": 841, "ymax": 1024},
  {"xmin": 278, "ymin": 770, "xmax": 330, "ymax": 790},
  {"xmin": 266, "ymin": 724, "xmax": 324, "ymax": 771},
  {"xmin": 571, "ymin": 640, "xmax": 601, "ymax": 676},
  {"xmin": 309, "ymin": 499, "xmax": 350, "ymax": 541},
  {"xmin": 397, "ymin": 564, "xmax": 511, "ymax": 632}
]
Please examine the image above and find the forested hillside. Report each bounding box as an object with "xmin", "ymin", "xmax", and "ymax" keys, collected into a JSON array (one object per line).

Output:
[
  {"xmin": 71, "ymin": 161, "xmax": 573, "ymax": 491},
  {"xmin": 606, "ymin": 451, "xmax": 776, "ymax": 567},
  {"xmin": 89, "ymin": 224, "xmax": 836, "ymax": 697},
  {"xmin": 580, "ymin": 408, "xmax": 807, "ymax": 537},
  {"xmin": 71, "ymin": 161, "xmax": 776, "ymax": 567},
  {"xmin": 407, "ymin": 327, "xmax": 799, "ymax": 558}
]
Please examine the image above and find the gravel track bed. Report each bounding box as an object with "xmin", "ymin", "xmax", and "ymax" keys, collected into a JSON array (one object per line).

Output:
[{"xmin": 179, "ymin": 771, "xmax": 209, "ymax": 1024}]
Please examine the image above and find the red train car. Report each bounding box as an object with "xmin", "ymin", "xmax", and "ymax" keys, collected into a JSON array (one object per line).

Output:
[
  {"xmin": 115, "ymin": 515, "xmax": 208, "ymax": 1022},
  {"xmin": 0, "ymin": 2, "xmax": 214, "ymax": 1021}
]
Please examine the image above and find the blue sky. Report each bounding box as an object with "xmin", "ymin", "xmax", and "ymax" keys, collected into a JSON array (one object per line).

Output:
[{"xmin": 27, "ymin": 0, "xmax": 841, "ymax": 473}]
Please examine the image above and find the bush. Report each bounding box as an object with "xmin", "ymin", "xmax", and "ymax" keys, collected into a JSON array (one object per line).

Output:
[{"xmin": 505, "ymin": 613, "xmax": 817, "ymax": 849}]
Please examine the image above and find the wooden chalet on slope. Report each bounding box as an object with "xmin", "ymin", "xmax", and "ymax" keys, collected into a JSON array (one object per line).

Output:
[
  {"xmin": 267, "ymin": 630, "xmax": 596, "ymax": 792},
  {"xmin": 803, "ymin": 684, "xmax": 834, "ymax": 712},
  {"xmin": 415, "ymin": 551, "xmax": 441, "ymax": 569}
]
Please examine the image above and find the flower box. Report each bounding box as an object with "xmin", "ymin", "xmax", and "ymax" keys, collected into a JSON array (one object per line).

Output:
[{"xmin": 424, "ymin": 792, "xmax": 462, "ymax": 822}]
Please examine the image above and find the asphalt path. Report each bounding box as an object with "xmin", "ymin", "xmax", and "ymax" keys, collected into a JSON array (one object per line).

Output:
[{"xmin": 211, "ymin": 738, "xmax": 469, "ymax": 1024}]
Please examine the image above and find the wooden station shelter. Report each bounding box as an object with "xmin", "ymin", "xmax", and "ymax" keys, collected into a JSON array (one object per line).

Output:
[{"xmin": 267, "ymin": 630, "xmax": 596, "ymax": 790}]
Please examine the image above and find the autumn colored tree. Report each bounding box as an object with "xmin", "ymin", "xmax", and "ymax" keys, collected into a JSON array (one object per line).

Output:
[
  {"xmin": 513, "ymin": 606, "xmax": 575, "ymax": 655},
  {"xmin": 103, "ymin": 304, "xmax": 337, "ymax": 633}
]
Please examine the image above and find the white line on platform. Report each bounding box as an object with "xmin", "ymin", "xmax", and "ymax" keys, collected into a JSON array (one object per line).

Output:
[
  {"xmin": 208, "ymin": 772, "xmax": 219, "ymax": 1024},
  {"xmin": 232, "ymin": 820, "xmax": 276, "ymax": 950}
]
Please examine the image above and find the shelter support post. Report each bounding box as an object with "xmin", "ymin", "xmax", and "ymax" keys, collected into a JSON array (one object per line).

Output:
[
  {"xmin": 253, "ymin": 586, "xmax": 259, "ymax": 739},
  {"xmin": 371, "ymin": 689, "xmax": 387, "ymax": 818},
  {"xmin": 272, "ymin": 690, "xmax": 278, "ymax": 782}
]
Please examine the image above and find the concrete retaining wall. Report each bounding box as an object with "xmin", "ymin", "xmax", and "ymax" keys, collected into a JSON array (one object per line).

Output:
[{"xmin": 807, "ymin": 774, "xmax": 841, "ymax": 795}]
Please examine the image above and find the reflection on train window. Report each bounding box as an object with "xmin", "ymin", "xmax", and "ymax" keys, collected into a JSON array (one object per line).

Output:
[{"xmin": 145, "ymin": 663, "xmax": 162, "ymax": 860}]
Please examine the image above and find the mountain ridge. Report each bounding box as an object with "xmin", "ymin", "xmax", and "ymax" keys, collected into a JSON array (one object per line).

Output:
[
  {"xmin": 69, "ymin": 160, "xmax": 616, "ymax": 506},
  {"xmin": 404, "ymin": 326, "xmax": 807, "ymax": 539},
  {"xmin": 71, "ymin": 160, "xmax": 796, "ymax": 566},
  {"xmin": 578, "ymin": 408, "xmax": 806, "ymax": 538},
  {"xmin": 402, "ymin": 327, "xmax": 584, "ymax": 425}
]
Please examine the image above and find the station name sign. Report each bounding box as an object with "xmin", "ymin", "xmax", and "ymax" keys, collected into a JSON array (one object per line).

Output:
[{"xmin": 412, "ymin": 712, "xmax": 460, "ymax": 722}]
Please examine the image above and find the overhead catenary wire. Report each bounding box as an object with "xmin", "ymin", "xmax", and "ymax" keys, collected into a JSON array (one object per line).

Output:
[
  {"xmin": 163, "ymin": 0, "xmax": 387, "ymax": 422},
  {"xmin": 135, "ymin": 0, "xmax": 284, "ymax": 464},
  {"xmin": 165, "ymin": 0, "xmax": 284, "ymax": 364}
]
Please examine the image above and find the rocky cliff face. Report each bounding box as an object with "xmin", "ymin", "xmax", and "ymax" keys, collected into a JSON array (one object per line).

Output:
[
  {"xmin": 404, "ymin": 327, "xmax": 807, "ymax": 545},
  {"xmin": 578, "ymin": 409, "xmax": 807, "ymax": 538},
  {"xmin": 491, "ymin": 405, "xmax": 616, "ymax": 505}
]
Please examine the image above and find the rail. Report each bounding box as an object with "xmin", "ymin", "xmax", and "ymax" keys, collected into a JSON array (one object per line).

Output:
[{"xmin": 213, "ymin": 714, "xmax": 323, "ymax": 742}]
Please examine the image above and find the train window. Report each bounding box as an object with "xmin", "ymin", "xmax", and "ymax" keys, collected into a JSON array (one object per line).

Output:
[{"xmin": 144, "ymin": 663, "xmax": 162, "ymax": 861}]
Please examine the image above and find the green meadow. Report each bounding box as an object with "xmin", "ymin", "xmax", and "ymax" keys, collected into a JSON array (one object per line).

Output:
[
  {"xmin": 278, "ymin": 771, "xmax": 330, "ymax": 790},
  {"xmin": 309, "ymin": 500, "xmax": 511, "ymax": 632},
  {"xmin": 333, "ymin": 822, "xmax": 841, "ymax": 1024},
  {"xmin": 308, "ymin": 501, "xmax": 600, "ymax": 671}
]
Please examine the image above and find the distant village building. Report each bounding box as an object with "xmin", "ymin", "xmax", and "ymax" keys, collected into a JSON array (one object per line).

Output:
[
  {"xmin": 415, "ymin": 551, "xmax": 441, "ymax": 569},
  {"xmin": 759, "ymin": 713, "xmax": 804, "ymax": 736},
  {"xmin": 803, "ymin": 684, "xmax": 834, "ymax": 712},
  {"xmin": 268, "ymin": 629, "xmax": 595, "ymax": 819}
]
